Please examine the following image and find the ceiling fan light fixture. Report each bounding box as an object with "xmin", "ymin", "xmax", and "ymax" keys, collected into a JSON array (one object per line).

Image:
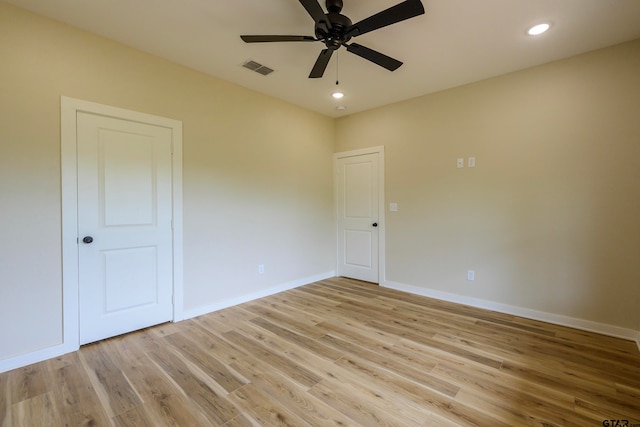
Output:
[
  {"xmin": 527, "ymin": 23, "xmax": 550, "ymax": 36},
  {"xmin": 332, "ymin": 91, "xmax": 344, "ymax": 99}
]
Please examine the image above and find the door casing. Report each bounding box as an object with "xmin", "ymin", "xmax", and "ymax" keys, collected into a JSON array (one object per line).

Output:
[
  {"xmin": 61, "ymin": 96, "xmax": 184, "ymax": 352},
  {"xmin": 334, "ymin": 146, "xmax": 385, "ymax": 283}
]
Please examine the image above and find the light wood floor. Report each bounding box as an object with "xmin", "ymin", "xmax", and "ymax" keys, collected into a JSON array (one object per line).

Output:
[{"xmin": 2, "ymin": 277, "xmax": 639, "ymax": 426}]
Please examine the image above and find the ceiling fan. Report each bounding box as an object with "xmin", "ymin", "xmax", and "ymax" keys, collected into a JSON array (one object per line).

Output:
[{"xmin": 240, "ymin": 0, "xmax": 425, "ymax": 78}]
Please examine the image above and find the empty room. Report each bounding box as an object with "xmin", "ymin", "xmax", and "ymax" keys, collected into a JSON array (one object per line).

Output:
[{"xmin": 1, "ymin": 0, "xmax": 639, "ymax": 425}]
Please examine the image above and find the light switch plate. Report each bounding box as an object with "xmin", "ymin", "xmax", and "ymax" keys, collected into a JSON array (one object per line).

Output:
[
  {"xmin": 457, "ymin": 158, "xmax": 464, "ymax": 168},
  {"xmin": 390, "ymin": 203, "xmax": 398, "ymax": 212}
]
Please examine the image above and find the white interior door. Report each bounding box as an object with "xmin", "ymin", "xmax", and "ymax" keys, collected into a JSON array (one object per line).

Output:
[
  {"xmin": 336, "ymin": 152, "xmax": 380, "ymax": 283},
  {"xmin": 77, "ymin": 112, "xmax": 173, "ymax": 345}
]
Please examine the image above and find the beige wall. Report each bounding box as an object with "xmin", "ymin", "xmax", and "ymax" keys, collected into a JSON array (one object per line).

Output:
[
  {"xmin": 336, "ymin": 39, "xmax": 640, "ymax": 330},
  {"xmin": 0, "ymin": 3, "xmax": 335, "ymax": 360},
  {"xmin": 1, "ymin": 2, "xmax": 638, "ymax": 365}
]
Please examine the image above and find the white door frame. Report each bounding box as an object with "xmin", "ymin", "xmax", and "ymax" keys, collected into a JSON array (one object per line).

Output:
[
  {"xmin": 61, "ymin": 96, "xmax": 184, "ymax": 353},
  {"xmin": 334, "ymin": 146, "xmax": 385, "ymax": 283}
]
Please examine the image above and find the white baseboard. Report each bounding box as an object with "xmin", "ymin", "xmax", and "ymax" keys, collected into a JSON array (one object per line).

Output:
[
  {"xmin": 382, "ymin": 280, "xmax": 639, "ymax": 343},
  {"xmin": 181, "ymin": 271, "xmax": 336, "ymax": 320},
  {"xmin": 0, "ymin": 341, "xmax": 77, "ymax": 375},
  {"xmin": 0, "ymin": 271, "xmax": 335, "ymax": 374}
]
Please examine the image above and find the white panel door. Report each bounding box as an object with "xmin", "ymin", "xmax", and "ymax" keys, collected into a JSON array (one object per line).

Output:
[
  {"xmin": 77, "ymin": 112, "xmax": 173, "ymax": 345},
  {"xmin": 336, "ymin": 153, "xmax": 379, "ymax": 283}
]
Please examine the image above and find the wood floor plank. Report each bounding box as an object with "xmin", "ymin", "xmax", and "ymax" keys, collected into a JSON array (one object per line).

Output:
[
  {"xmin": 615, "ymin": 382, "xmax": 640, "ymax": 404},
  {"xmin": 112, "ymin": 406, "xmax": 155, "ymax": 427},
  {"xmin": 574, "ymin": 397, "xmax": 633, "ymax": 424},
  {"xmin": 474, "ymin": 319, "xmax": 640, "ymax": 375},
  {"xmin": 240, "ymin": 298, "xmax": 329, "ymax": 338},
  {"xmin": 399, "ymin": 334, "xmax": 504, "ymax": 370},
  {"xmin": 45, "ymin": 353, "xmax": 77, "ymax": 371},
  {"xmin": 147, "ymin": 348, "xmax": 240, "ymax": 425},
  {"xmin": 249, "ymin": 317, "xmax": 344, "ymax": 362},
  {"xmin": 272, "ymin": 288, "xmax": 342, "ymax": 311},
  {"xmin": 106, "ymin": 336, "xmax": 214, "ymax": 427},
  {"xmin": 222, "ymin": 330, "xmax": 322, "ymax": 389},
  {"xmin": 1, "ymin": 277, "xmax": 638, "ymax": 426},
  {"xmin": 229, "ymin": 316, "xmax": 436, "ymax": 425},
  {"xmin": 500, "ymin": 359, "xmax": 621, "ymax": 403},
  {"xmin": 148, "ymin": 320, "xmax": 183, "ymax": 338},
  {"xmin": 8, "ymin": 364, "xmax": 47, "ymax": 403},
  {"xmin": 163, "ymin": 331, "xmax": 247, "ymax": 393},
  {"xmin": 423, "ymin": 411, "xmax": 467, "ymax": 427},
  {"xmin": 227, "ymin": 358, "xmax": 354, "ymax": 426},
  {"xmin": 308, "ymin": 377, "xmax": 425, "ymax": 427},
  {"xmin": 46, "ymin": 354, "xmax": 112, "ymax": 427},
  {"xmin": 319, "ymin": 333, "xmax": 458, "ymax": 398},
  {"xmin": 0, "ymin": 366, "xmax": 9, "ymax": 427},
  {"xmin": 221, "ymin": 412, "xmax": 261, "ymax": 427},
  {"xmin": 424, "ymin": 327, "xmax": 562, "ymax": 371},
  {"xmin": 432, "ymin": 360, "xmax": 596, "ymax": 426},
  {"xmin": 316, "ymin": 319, "xmax": 402, "ymax": 350},
  {"xmin": 297, "ymin": 283, "xmax": 377, "ymax": 306},
  {"xmin": 77, "ymin": 343, "xmax": 142, "ymax": 418},
  {"xmin": 575, "ymin": 392, "xmax": 640, "ymax": 421},
  {"xmin": 230, "ymin": 383, "xmax": 312, "ymax": 427},
  {"xmin": 453, "ymin": 389, "xmax": 555, "ymax": 427},
  {"xmin": 171, "ymin": 319, "xmax": 250, "ymax": 367},
  {"xmin": 332, "ymin": 354, "xmax": 511, "ymax": 427},
  {"xmin": 291, "ymin": 290, "xmax": 387, "ymax": 325},
  {"xmin": 11, "ymin": 392, "xmax": 57, "ymax": 427},
  {"xmin": 207, "ymin": 305, "xmax": 257, "ymax": 326}
]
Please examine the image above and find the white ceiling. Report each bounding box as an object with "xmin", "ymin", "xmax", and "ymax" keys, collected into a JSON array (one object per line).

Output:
[{"xmin": 7, "ymin": 0, "xmax": 640, "ymax": 117}]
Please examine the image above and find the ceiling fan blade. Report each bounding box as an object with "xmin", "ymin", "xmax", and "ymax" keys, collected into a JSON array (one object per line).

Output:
[
  {"xmin": 241, "ymin": 35, "xmax": 317, "ymax": 43},
  {"xmin": 346, "ymin": 43, "xmax": 403, "ymax": 71},
  {"xmin": 345, "ymin": 0, "xmax": 424, "ymax": 38},
  {"xmin": 309, "ymin": 49, "xmax": 333, "ymax": 78},
  {"xmin": 298, "ymin": 0, "xmax": 332, "ymax": 31}
]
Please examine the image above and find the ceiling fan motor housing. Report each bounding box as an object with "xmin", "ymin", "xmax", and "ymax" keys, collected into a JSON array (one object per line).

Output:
[{"xmin": 316, "ymin": 12, "xmax": 353, "ymax": 49}]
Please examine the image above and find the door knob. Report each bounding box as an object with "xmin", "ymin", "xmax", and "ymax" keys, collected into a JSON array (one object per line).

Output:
[
  {"xmin": 372, "ymin": 223, "xmax": 378, "ymax": 227},
  {"xmin": 82, "ymin": 236, "xmax": 94, "ymax": 244}
]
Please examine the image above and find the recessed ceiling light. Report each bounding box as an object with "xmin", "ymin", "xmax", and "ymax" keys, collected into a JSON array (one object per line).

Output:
[
  {"xmin": 336, "ymin": 106, "xmax": 346, "ymax": 111},
  {"xmin": 527, "ymin": 23, "xmax": 550, "ymax": 36},
  {"xmin": 332, "ymin": 91, "xmax": 344, "ymax": 99}
]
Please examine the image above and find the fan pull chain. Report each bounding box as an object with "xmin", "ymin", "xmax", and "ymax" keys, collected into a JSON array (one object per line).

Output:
[
  {"xmin": 336, "ymin": 50, "xmax": 339, "ymax": 86},
  {"xmin": 331, "ymin": 51, "xmax": 344, "ymax": 100}
]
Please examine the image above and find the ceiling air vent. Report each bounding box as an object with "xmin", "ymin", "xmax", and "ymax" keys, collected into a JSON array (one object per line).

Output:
[{"xmin": 242, "ymin": 60, "xmax": 274, "ymax": 76}]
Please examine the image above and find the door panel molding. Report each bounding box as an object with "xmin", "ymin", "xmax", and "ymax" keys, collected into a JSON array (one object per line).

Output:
[
  {"xmin": 61, "ymin": 96, "xmax": 183, "ymax": 352},
  {"xmin": 334, "ymin": 146, "xmax": 385, "ymax": 283}
]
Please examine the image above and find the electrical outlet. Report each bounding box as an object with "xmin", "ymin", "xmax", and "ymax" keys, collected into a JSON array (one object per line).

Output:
[
  {"xmin": 467, "ymin": 270, "xmax": 475, "ymax": 281},
  {"xmin": 258, "ymin": 265, "xmax": 265, "ymax": 274},
  {"xmin": 468, "ymin": 157, "xmax": 476, "ymax": 168}
]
